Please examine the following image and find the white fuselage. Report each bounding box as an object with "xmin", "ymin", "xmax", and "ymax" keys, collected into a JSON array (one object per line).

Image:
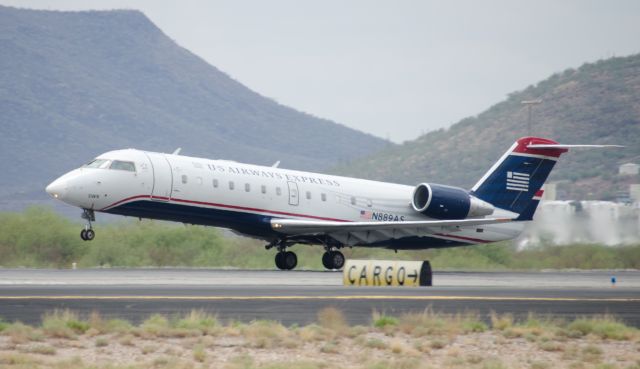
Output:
[{"xmin": 46, "ymin": 149, "xmax": 523, "ymax": 249}]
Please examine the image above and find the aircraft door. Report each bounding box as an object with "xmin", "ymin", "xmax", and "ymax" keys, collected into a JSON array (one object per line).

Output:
[
  {"xmin": 145, "ymin": 152, "xmax": 173, "ymax": 201},
  {"xmin": 287, "ymin": 181, "xmax": 299, "ymax": 206}
]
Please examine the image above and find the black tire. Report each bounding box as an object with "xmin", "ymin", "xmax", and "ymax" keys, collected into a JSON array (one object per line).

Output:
[
  {"xmin": 322, "ymin": 252, "xmax": 333, "ymax": 270},
  {"xmin": 275, "ymin": 252, "xmax": 286, "ymax": 270},
  {"xmin": 283, "ymin": 251, "xmax": 297, "ymax": 270},
  {"xmin": 420, "ymin": 260, "xmax": 433, "ymax": 287},
  {"xmin": 331, "ymin": 251, "xmax": 345, "ymax": 270},
  {"xmin": 80, "ymin": 229, "xmax": 87, "ymax": 241},
  {"xmin": 85, "ymin": 229, "xmax": 95, "ymax": 241}
]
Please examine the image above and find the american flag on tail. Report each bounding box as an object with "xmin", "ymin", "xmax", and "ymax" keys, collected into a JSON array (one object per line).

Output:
[{"xmin": 506, "ymin": 171, "xmax": 530, "ymax": 192}]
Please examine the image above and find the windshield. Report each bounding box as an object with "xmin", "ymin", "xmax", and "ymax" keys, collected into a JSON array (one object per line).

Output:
[
  {"xmin": 84, "ymin": 159, "xmax": 111, "ymax": 169},
  {"xmin": 110, "ymin": 160, "xmax": 136, "ymax": 172}
]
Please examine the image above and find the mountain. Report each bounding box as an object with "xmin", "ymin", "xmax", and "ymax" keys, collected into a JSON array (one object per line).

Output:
[
  {"xmin": 334, "ymin": 54, "xmax": 640, "ymax": 200},
  {"xmin": 0, "ymin": 6, "xmax": 388, "ymax": 210}
]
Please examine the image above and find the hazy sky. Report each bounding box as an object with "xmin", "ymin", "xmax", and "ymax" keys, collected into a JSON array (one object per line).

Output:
[{"xmin": 3, "ymin": 1, "xmax": 640, "ymax": 142}]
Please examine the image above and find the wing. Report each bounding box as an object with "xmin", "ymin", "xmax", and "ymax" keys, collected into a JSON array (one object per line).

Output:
[{"xmin": 271, "ymin": 217, "xmax": 513, "ymax": 245}]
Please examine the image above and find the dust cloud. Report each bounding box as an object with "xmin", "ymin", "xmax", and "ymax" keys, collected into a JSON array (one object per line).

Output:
[{"xmin": 519, "ymin": 201, "xmax": 640, "ymax": 248}]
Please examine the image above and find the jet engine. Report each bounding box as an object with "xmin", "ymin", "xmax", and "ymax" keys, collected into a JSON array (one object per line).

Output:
[{"xmin": 411, "ymin": 183, "xmax": 494, "ymax": 219}]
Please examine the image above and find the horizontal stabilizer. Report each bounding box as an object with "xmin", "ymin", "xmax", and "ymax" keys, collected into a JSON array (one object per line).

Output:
[{"xmin": 527, "ymin": 144, "xmax": 624, "ymax": 149}]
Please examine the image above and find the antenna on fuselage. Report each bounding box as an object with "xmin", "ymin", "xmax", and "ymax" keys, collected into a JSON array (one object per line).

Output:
[
  {"xmin": 172, "ymin": 148, "xmax": 182, "ymax": 155},
  {"xmin": 272, "ymin": 160, "xmax": 281, "ymax": 168}
]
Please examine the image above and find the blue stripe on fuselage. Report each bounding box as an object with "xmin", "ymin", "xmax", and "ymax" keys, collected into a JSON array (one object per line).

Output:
[
  {"xmin": 103, "ymin": 200, "xmax": 474, "ymax": 250},
  {"xmin": 104, "ymin": 200, "xmax": 275, "ymax": 239}
]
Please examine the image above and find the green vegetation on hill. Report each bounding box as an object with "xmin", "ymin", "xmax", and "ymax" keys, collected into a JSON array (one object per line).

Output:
[
  {"xmin": 334, "ymin": 54, "xmax": 640, "ymax": 200},
  {"xmin": 1, "ymin": 207, "xmax": 638, "ymax": 270},
  {"xmin": 0, "ymin": 5, "xmax": 387, "ymax": 210}
]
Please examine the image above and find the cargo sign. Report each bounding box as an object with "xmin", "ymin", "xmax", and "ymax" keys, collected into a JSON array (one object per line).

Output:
[{"xmin": 343, "ymin": 260, "xmax": 432, "ymax": 287}]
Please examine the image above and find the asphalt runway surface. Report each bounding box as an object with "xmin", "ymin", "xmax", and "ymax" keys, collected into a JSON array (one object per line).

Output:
[{"xmin": 0, "ymin": 269, "xmax": 639, "ymax": 326}]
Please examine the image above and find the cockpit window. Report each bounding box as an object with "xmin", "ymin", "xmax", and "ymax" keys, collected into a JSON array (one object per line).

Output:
[
  {"xmin": 110, "ymin": 160, "xmax": 136, "ymax": 172},
  {"xmin": 84, "ymin": 159, "xmax": 111, "ymax": 169}
]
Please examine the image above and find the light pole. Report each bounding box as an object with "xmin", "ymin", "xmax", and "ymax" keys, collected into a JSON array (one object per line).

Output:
[{"xmin": 521, "ymin": 99, "xmax": 542, "ymax": 136}]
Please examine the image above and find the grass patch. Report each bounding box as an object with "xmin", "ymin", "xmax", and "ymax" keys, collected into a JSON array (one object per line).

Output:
[
  {"xmin": 490, "ymin": 312, "xmax": 514, "ymax": 331},
  {"xmin": 25, "ymin": 344, "xmax": 56, "ymax": 355},
  {"xmin": 317, "ymin": 307, "xmax": 347, "ymax": 331},
  {"xmin": 3, "ymin": 322, "xmax": 43, "ymax": 344},
  {"xmin": 319, "ymin": 341, "xmax": 340, "ymax": 354},
  {"xmin": 193, "ymin": 344, "xmax": 206, "ymax": 362},
  {"xmin": 42, "ymin": 310, "xmax": 89, "ymax": 338},
  {"xmin": 0, "ymin": 308, "xmax": 638, "ymax": 369},
  {"xmin": 538, "ymin": 341, "xmax": 563, "ymax": 352},
  {"xmin": 241, "ymin": 320, "xmax": 291, "ymax": 349},
  {"xmin": 372, "ymin": 311, "xmax": 399, "ymax": 328},
  {"xmin": 365, "ymin": 338, "xmax": 387, "ymax": 349},
  {"xmin": 398, "ymin": 308, "xmax": 487, "ymax": 337},
  {"xmin": 175, "ymin": 310, "xmax": 218, "ymax": 333},
  {"xmin": 567, "ymin": 315, "xmax": 638, "ymax": 340}
]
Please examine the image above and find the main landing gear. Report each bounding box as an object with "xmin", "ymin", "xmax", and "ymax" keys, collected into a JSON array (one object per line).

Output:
[
  {"xmin": 80, "ymin": 209, "xmax": 95, "ymax": 241},
  {"xmin": 266, "ymin": 240, "xmax": 345, "ymax": 271},
  {"xmin": 322, "ymin": 249, "xmax": 345, "ymax": 270},
  {"xmin": 266, "ymin": 240, "xmax": 298, "ymax": 270},
  {"xmin": 275, "ymin": 251, "xmax": 297, "ymax": 270}
]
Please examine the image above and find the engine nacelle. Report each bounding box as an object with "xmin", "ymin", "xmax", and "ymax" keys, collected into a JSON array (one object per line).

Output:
[{"xmin": 411, "ymin": 183, "xmax": 494, "ymax": 219}]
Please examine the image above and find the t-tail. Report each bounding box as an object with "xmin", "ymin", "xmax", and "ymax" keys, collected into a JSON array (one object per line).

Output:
[{"xmin": 470, "ymin": 137, "xmax": 622, "ymax": 221}]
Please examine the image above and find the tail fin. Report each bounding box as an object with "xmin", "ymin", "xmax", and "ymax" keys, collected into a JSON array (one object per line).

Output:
[{"xmin": 470, "ymin": 137, "xmax": 567, "ymax": 220}]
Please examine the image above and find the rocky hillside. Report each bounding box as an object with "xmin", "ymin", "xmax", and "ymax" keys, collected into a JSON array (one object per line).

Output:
[
  {"xmin": 0, "ymin": 6, "xmax": 387, "ymax": 210},
  {"xmin": 336, "ymin": 54, "xmax": 640, "ymax": 200}
]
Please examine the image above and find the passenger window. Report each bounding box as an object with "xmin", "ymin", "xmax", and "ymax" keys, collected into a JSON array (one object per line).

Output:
[
  {"xmin": 306, "ymin": 191, "xmax": 312, "ymax": 200},
  {"xmin": 350, "ymin": 196, "xmax": 356, "ymax": 205},
  {"xmin": 245, "ymin": 183, "xmax": 251, "ymax": 192},
  {"xmin": 261, "ymin": 185, "xmax": 267, "ymax": 194},
  {"xmin": 181, "ymin": 175, "xmax": 188, "ymax": 184},
  {"xmin": 229, "ymin": 181, "xmax": 235, "ymax": 190},
  {"xmin": 321, "ymin": 193, "xmax": 327, "ymax": 202},
  {"xmin": 213, "ymin": 179, "xmax": 219, "ymax": 188},
  {"xmin": 276, "ymin": 187, "xmax": 282, "ymax": 196},
  {"xmin": 110, "ymin": 160, "xmax": 136, "ymax": 172}
]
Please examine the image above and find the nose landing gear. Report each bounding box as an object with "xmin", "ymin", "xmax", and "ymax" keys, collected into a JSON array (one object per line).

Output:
[{"xmin": 80, "ymin": 209, "xmax": 95, "ymax": 241}]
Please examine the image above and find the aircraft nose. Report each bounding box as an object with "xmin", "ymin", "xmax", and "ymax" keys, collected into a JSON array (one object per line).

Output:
[{"xmin": 45, "ymin": 178, "xmax": 67, "ymax": 200}]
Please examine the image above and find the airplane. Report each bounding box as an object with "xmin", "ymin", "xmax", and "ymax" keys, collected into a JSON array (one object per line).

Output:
[{"xmin": 45, "ymin": 137, "xmax": 620, "ymax": 270}]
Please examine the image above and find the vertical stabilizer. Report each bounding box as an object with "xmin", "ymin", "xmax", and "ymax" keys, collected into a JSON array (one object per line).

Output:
[{"xmin": 470, "ymin": 137, "xmax": 568, "ymax": 220}]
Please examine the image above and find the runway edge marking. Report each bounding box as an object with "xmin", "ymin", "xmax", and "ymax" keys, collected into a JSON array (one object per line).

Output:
[{"xmin": 0, "ymin": 295, "xmax": 638, "ymax": 302}]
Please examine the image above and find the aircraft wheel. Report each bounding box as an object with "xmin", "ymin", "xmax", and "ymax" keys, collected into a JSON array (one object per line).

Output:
[
  {"xmin": 322, "ymin": 251, "xmax": 345, "ymax": 270},
  {"xmin": 322, "ymin": 252, "xmax": 333, "ymax": 269},
  {"xmin": 283, "ymin": 251, "xmax": 297, "ymax": 270},
  {"xmin": 331, "ymin": 251, "xmax": 345, "ymax": 270},
  {"xmin": 275, "ymin": 252, "xmax": 286, "ymax": 270},
  {"xmin": 80, "ymin": 229, "xmax": 87, "ymax": 241},
  {"xmin": 84, "ymin": 229, "xmax": 95, "ymax": 241}
]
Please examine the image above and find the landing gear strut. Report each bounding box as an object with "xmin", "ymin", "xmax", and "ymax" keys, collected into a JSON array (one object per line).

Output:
[
  {"xmin": 322, "ymin": 249, "xmax": 345, "ymax": 270},
  {"xmin": 80, "ymin": 209, "xmax": 95, "ymax": 241}
]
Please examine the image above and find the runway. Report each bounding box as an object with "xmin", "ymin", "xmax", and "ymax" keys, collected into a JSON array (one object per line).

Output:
[{"xmin": 0, "ymin": 269, "xmax": 638, "ymax": 326}]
